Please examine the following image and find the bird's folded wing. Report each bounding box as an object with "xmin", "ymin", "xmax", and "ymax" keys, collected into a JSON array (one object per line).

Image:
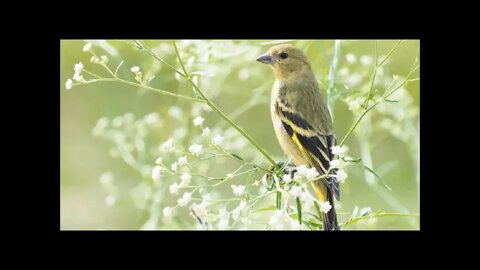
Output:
[{"xmin": 275, "ymin": 100, "xmax": 340, "ymax": 200}]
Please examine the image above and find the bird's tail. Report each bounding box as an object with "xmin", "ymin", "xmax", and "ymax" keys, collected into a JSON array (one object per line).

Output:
[
  {"xmin": 322, "ymin": 189, "xmax": 339, "ymax": 231},
  {"xmin": 312, "ymin": 181, "xmax": 339, "ymax": 231}
]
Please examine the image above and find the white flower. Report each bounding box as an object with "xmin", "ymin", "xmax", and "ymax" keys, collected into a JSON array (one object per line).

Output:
[
  {"xmin": 90, "ymin": 56, "xmax": 100, "ymax": 63},
  {"xmin": 161, "ymin": 138, "xmax": 175, "ymax": 151},
  {"xmin": 290, "ymin": 185, "xmax": 303, "ymax": 197},
  {"xmin": 155, "ymin": 157, "xmax": 163, "ymax": 165},
  {"xmin": 329, "ymin": 159, "xmax": 341, "ymax": 169},
  {"xmin": 296, "ymin": 165, "xmax": 318, "ymax": 181},
  {"xmin": 360, "ymin": 55, "xmax": 373, "ymax": 66},
  {"xmin": 282, "ymin": 174, "xmax": 292, "ymax": 183},
  {"xmin": 73, "ymin": 73, "xmax": 84, "ymax": 82},
  {"xmin": 96, "ymin": 117, "xmax": 108, "ymax": 128},
  {"xmin": 319, "ymin": 201, "xmax": 332, "ymax": 213},
  {"xmin": 217, "ymin": 207, "xmax": 228, "ymax": 220},
  {"xmin": 177, "ymin": 156, "xmax": 188, "ymax": 166},
  {"xmin": 100, "ymin": 172, "xmax": 114, "ymax": 185},
  {"xmin": 290, "ymin": 219, "xmax": 302, "ymax": 230},
  {"xmin": 305, "ymin": 167, "xmax": 319, "ymax": 181},
  {"xmin": 74, "ymin": 62, "xmax": 84, "ymax": 75},
  {"xmin": 112, "ymin": 116, "xmax": 123, "ymax": 127},
  {"xmin": 346, "ymin": 97, "xmax": 364, "ymax": 112},
  {"xmin": 100, "ymin": 55, "xmax": 108, "ymax": 64},
  {"xmin": 360, "ymin": 207, "xmax": 372, "ymax": 216},
  {"xmin": 344, "ymin": 73, "xmax": 362, "ymax": 87},
  {"xmin": 151, "ymin": 166, "xmax": 161, "ymax": 183},
  {"xmin": 231, "ymin": 185, "xmax": 246, "ymax": 196},
  {"xmin": 180, "ymin": 172, "xmax": 192, "ymax": 186},
  {"xmin": 241, "ymin": 217, "xmax": 252, "ymax": 225},
  {"xmin": 170, "ymin": 162, "xmax": 178, "ymax": 172},
  {"xmin": 173, "ymin": 127, "xmax": 187, "ymax": 139},
  {"xmin": 83, "ymin": 43, "xmax": 92, "ymax": 52},
  {"xmin": 300, "ymin": 191, "xmax": 312, "ymax": 203},
  {"xmin": 169, "ymin": 182, "xmax": 180, "ymax": 194},
  {"xmin": 177, "ymin": 192, "xmax": 192, "ymax": 207},
  {"xmin": 238, "ymin": 68, "xmax": 250, "ymax": 80},
  {"xmin": 144, "ymin": 112, "xmax": 159, "ymax": 124},
  {"xmin": 93, "ymin": 117, "xmax": 109, "ymax": 135},
  {"xmin": 336, "ymin": 169, "xmax": 348, "ymax": 183},
  {"xmin": 105, "ymin": 195, "xmax": 116, "ymax": 207},
  {"xmin": 141, "ymin": 165, "xmax": 151, "ymax": 178},
  {"xmin": 346, "ymin": 53, "xmax": 357, "ymax": 64},
  {"xmin": 201, "ymin": 193, "xmax": 212, "ymax": 205},
  {"xmin": 65, "ymin": 79, "xmax": 73, "ymax": 90},
  {"xmin": 163, "ymin": 207, "xmax": 173, "ymax": 218},
  {"xmin": 191, "ymin": 202, "xmax": 208, "ymax": 219},
  {"xmin": 168, "ymin": 106, "xmax": 183, "ymax": 119},
  {"xmin": 261, "ymin": 174, "xmax": 268, "ymax": 187},
  {"xmin": 130, "ymin": 66, "xmax": 140, "ymax": 73},
  {"xmin": 193, "ymin": 116, "xmax": 205, "ymax": 126},
  {"xmin": 331, "ymin": 145, "xmax": 348, "ymax": 157},
  {"xmin": 231, "ymin": 201, "xmax": 247, "ymax": 221},
  {"xmin": 217, "ymin": 218, "xmax": 229, "ymax": 230},
  {"xmin": 188, "ymin": 144, "xmax": 203, "ymax": 156},
  {"xmin": 141, "ymin": 218, "xmax": 157, "ymax": 230},
  {"xmin": 339, "ymin": 67, "xmax": 349, "ymax": 76},
  {"xmin": 201, "ymin": 127, "xmax": 211, "ymax": 137},
  {"xmin": 295, "ymin": 165, "xmax": 308, "ymax": 178},
  {"xmin": 269, "ymin": 210, "xmax": 287, "ymax": 230},
  {"xmin": 212, "ymin": 135, "xmax": 224, "ymax": 146},
  {"xmin": 134, "ymin": 71, "xmax": 143, "ymax": 83}
]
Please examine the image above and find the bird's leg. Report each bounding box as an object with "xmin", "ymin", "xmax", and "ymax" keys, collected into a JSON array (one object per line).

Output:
[
  {"xmin": 289, "ymin": 168, "xmax": 297, "ymax": 179},
  {"xmin": 282, "ymin": 163, "xmax": 297, "ymax": 179}
]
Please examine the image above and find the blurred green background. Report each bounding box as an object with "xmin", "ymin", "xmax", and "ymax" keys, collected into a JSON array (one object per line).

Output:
[{"xmin": 60, "ymin": 40, "xmax": 419, "ymax": 230}]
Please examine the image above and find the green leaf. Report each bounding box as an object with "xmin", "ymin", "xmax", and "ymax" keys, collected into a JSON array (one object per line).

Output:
[
  {"xmin": 296, "ymin": 197, "xmax": 302, "ymax": 225},
  {"xmin": 229, "ymin": 153, "xmax": 244, "ymax": 162},
  {"xmin": 253, "ymin": 205, "xmax": 277, "ymax": 214},
  {"xmin": 385, "ymin": 99, "xmax": 399, "ymax": 103},
  {"xmin": 304, "ymin": 219, "xmax": 323, "ymax": 229},
  {"xmin": 343, "ymin": 157, "xmax": 362, "ymax": 163}
]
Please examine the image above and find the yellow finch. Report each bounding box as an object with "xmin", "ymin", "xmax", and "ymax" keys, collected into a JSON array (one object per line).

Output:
[{"xmin": 257, "ymin": 44, "xmax": 339, "ymax": 231}]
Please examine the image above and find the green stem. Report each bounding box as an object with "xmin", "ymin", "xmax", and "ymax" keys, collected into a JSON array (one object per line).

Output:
[
  {"xmin": 134, "ymin": 40, "xmax": 186, "ymax": 77},
  {"xmin": 378, "ymin": 40, "xmax": 405, "ymax": 67},
  {"xmin": 172, "ymin": 40, "xmax": 189, "ymax": 79},
  {"xmin": 339, "ymin": 106, "xmax": 375, "ymax": 146},
  {"xmin": 77, "ymin": 77, "xmax": 201, "ymax": 102}
]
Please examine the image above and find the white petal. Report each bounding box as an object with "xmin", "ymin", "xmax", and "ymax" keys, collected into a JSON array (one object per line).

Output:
[{"xmin": 65, "ymin": 79, "xmax": 73, "ymax": 90}]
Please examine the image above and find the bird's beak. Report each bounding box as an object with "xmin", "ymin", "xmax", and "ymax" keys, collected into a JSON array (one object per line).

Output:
[{"xmin": 256, "ymin": 52, "xmax": 275, "ymax": 65}]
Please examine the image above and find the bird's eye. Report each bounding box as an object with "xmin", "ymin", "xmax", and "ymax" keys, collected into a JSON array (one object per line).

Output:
[{"xmin": 279, "ymin": 52, "xmax": 288, "ymax": 59}]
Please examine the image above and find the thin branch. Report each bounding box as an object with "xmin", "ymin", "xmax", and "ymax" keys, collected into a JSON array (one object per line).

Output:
[{"xmin": 76, "ymin": 76, "xmax": 202, "ymax": 102}]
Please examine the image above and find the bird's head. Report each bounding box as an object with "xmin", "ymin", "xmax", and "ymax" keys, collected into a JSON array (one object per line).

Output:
[{"xmin": 256, "ymin": 44, "xmax": 312, "ymax": 80}]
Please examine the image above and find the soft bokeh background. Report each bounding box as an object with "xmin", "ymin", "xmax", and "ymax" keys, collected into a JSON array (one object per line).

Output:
[{"xmin": 60, "ymin": 40, "xmax": 419, "ymax": 230}]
